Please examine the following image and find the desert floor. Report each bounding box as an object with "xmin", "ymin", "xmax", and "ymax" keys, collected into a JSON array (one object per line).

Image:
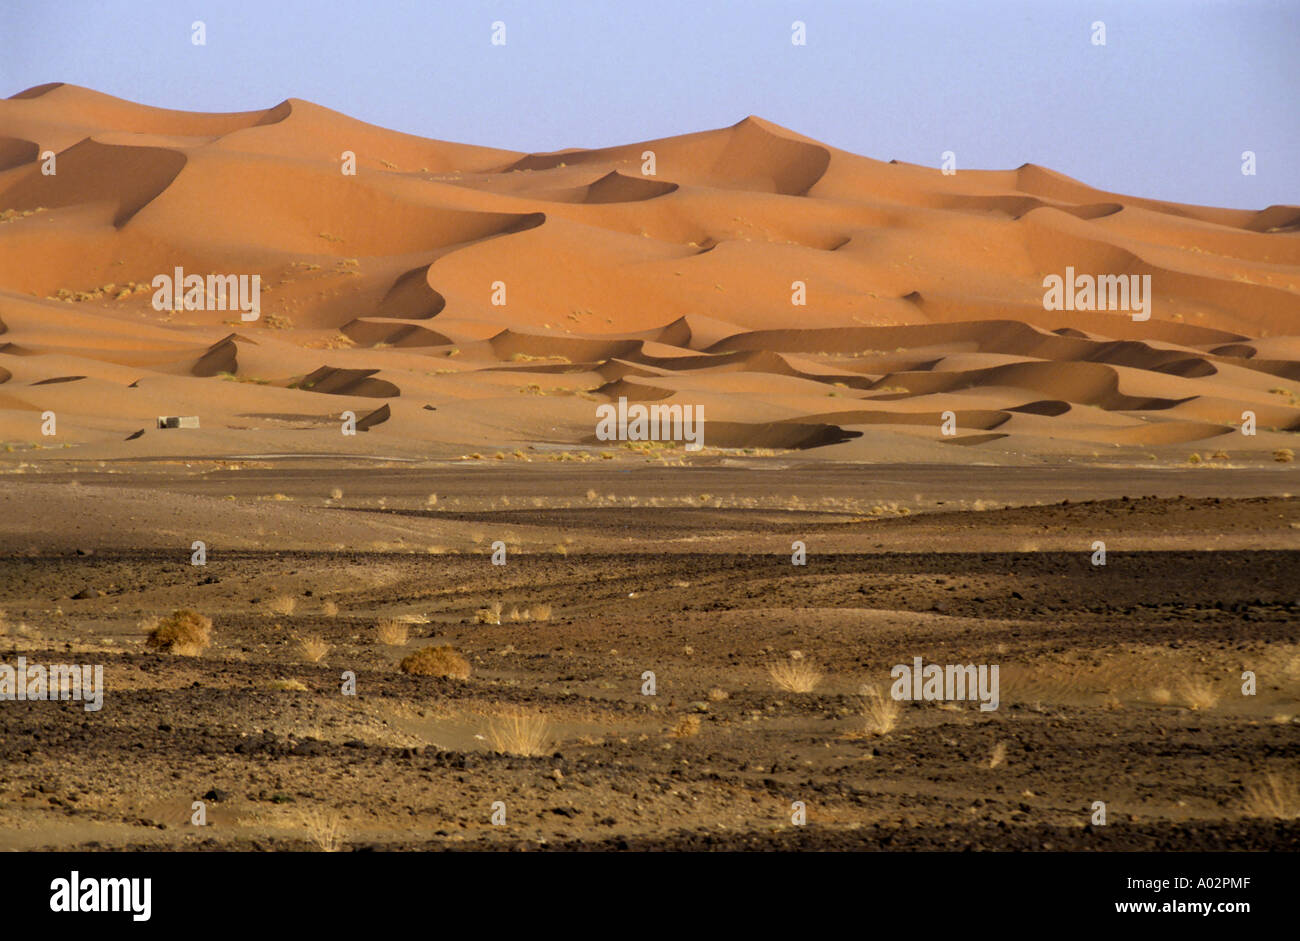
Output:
[{"xmin": 0, "ymin": 456, "xmax": 1296, "ymax": 851}]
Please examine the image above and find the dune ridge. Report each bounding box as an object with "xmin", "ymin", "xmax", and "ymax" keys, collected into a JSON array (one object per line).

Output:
[{"xmin": 0, "ymin": 84, "xmax": 1296, "ymax": 461}]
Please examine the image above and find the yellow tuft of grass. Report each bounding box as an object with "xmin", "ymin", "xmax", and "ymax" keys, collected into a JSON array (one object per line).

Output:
[
  {"xmin": 375, "ymin": 618, "xmax": 409, "ymax": 646},
  {"xmin": 672, "ymin": 715, "xmax": 702, "ymax": 738},
  {"xmin": 989, "ymin": 741, "xmax": 1007, "ymax": 769},
  {"xmin": 1274, "ymin": 448, "xmax": 1295, "ymax": 463},
  {"xmin": 321, "ymin": 600, "xmax": 339, "ymax": 617},
  {"xmin": 1241, "ymin": 774, "xmax": 1299, "ymax": 819},
  {"xmin": 267, "ymin": 595, "xmax": 297, "ymax": 616},
  {"xmin": 768, "ymin": 657, "xmax": 823, "ymax": 693},
  {"xmin": 292, "ymin": 805, "xmax": 346, "ymax": 852},
  {"xmin": 485, "ymin": 710, "xmax": 552, "ymax": 757},
  {"xmin": 399, "ymin": 644, "xmax": 471, "ymax": 679},
  {"xmin": 475, "ymin": 601, "xmax": 503, "ymax": 625},
  {"xmin": 859, "ymin": 684, "xmax": 900, "ymax": 736},
  {"xmin": 266, "ymin": 678, "xmax": 308, "ymax": 692},
  {"xmin": 298, "ymin": 635, "xmax": 329, "ymax": 663},
  {"xmin": 531, "ymin": 603, "xmax": 553, "ymax": 621},
  {"xmin": 1177, "ymin": 676, "xmax": 1220, "ymax": 711},
  {"xmin": 145, "ymin": 609, "xmax": 212, "ymax": 656}
]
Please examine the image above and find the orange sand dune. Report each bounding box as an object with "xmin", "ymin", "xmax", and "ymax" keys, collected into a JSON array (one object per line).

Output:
[{"xmin": 1, "ymin": 85, "xmax": 1297, "ymax": 462}]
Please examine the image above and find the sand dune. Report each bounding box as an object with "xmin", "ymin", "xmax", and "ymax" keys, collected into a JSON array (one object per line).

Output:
[{"xmin": 1, "ymin": 84, "xmax": 1297, "ymax": 461}]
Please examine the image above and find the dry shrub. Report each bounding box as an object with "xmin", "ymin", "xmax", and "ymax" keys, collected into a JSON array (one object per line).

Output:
[
  {"xmin": 476, "ymin": 601, "xmax": 503, "ymax": 625},
  {"xmin": 989, "ymin": 741, "xmax": 1007, "ymax": 769},
  {"xmin": 1178, "ymin": 676, "xmax": 1220, "ymax": 711},
  {"xmin": 859, "ymin": 684, "xmax": 900, "ymax": 736},
  {"xmin": 292, "ymin": 805, "xmax": 345, "ymax": 852},
  {"xmin": 672, "ymin": 715, "xmax": 702, "ymax": 738},
  {"xmin": 375, "ymin": 618, "xmax": 409, "ymax": 646},
  {"xmin": 266, "ymin": 678, "xmax": 308, "ymax": 692},
  {"xmin": 485, "ymin": 710, "xmax": 552, "ymax": 757},
  {"xmin": 321, "ymin": 600, "xmax": 339, "ymax": 617},
  {"xmin": 707, "ymin": 687, "xmax": 729, "ymax": 702},
  {"xmin": 1241, "ymin": 774, "xmax": 1299, "ymax": 819},
  {"xmin": 267, "ymin": 595, "xmax": 297, "ymax": 616},
  {"xmin": 768, "ymin": 658, "xmax": 822, "ymax": 693},
  {"xmin": 531, "ymin": 603, "xmax": 552, "ymax": 621},
  {"xmin": 145, "ymin": 609, "xmax": 212, "ymax": 656},
  {"xmin": 1274, "ymin": 448, "xmax": 1295, "ymax": 463},
  {"xmin": 298, "ymin": 635, "xmax": 329, "ymax": 663},
  {"xmin": 400, "ymin": 645, "xmax": 470, "ymax": 679}
]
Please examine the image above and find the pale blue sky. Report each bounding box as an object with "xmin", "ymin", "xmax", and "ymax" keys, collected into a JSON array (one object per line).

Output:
[{"xmin": 2, "ymin": 0, "xmax": 1296, "ymax": 209}]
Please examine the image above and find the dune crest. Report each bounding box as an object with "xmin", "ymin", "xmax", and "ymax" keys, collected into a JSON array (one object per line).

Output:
[{"xmin": 0, "ymin": 86, "xmax": 1296, "ymax": 459}]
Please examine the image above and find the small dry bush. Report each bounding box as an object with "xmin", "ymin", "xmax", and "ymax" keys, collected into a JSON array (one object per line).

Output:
[
  {"xmin": 298, "ymin": 635, "xmax": 329, "ymax": 663},
  {"xmin": 321, "ymin": 600, "xmax": 339, "ymax": 617},
  {"xmin": 1241, "ymin": 774, "xmax": 1299, "ymax": 819},
  {"xmin": 292, "ymin": 805, "xmax": 346, "ymax": 852},
  {"xmin": 476, "ymin": 601, "xmax": 503, "ymax": 625},
  {"xmin": 672, "ymin": 715, "xmax": 702, "ymax": 738},
  {"xmin": 531, "ymin": 603, "xmax": 553, "ymax": 621},
  {"xmin": 267, "ymin": 595, "xmax": 297, "ymax": 616},
  {"xmin": 1177, "ymin": 676, "xmax": 1220, "ymax": 710},
  {"xmin": 989, "ymin": 742, "xmax": 1007, "ymax": 769},
  {"xmin": 375, "ymin": 618, "xmax": 409, "ymax": 646},
  {"xmin": 146, "ymin": 609, "xmax": 212, "ymax": 656},
  {"xmin": 485, "ymin": 710, "xmax": 552, "ymax": 757},
  {"xmin": 859, "ymin": 684, "xmax": 900, "ymax": 736},
  {"xmin": 768, "ymin": 658, "xmax": 822, "ymax": 693},
  {"xmin": 399, "ymin": 645, "xmax": 471, "ymax": 679},
  {"xmin": 1274, "ymin": 448, "xmax": 1295, "ymax": 463},
  {"xmin": 266, "ymin": 678, "xmax": 308, "ymax": 692}
]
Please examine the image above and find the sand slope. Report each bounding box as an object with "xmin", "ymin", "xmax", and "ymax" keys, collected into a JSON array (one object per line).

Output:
[{"xmin": 1, "ymin": 84, "xmax": 1297, "ymax": 462}]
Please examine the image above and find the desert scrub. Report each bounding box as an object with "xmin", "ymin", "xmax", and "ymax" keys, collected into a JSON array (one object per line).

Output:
[
  {"xmin": 267, "ymin": 595, "xmax": 297, "ymax": 616},
  {"xmin": 1241, "ymin": 774, "xmax": 1299, "ymax": 819},
  {"xmin": 859, "ymin": 684, "xmax": 900, "ymax": 735},
  {"xmin": 768, "ymin": 657, "xmax": 823, "ymax": 693},
  {"xmin": 485, "ymin": 710, "xmax": 551, "ymax": 756},
  {"xmin": 298, "ymin": 635, "xmax": 330, "ymax": 663},
  {"xmin": 399, "ymin": 645, "xmax": 470, "ymax": 679},
  {"xmin": 671, "ymin": 715, "xmax": 702, "ymax": 738},
  {"xmin": 375, "ymin": 618, "xmax": 409, "ymax": 646},
  {"xmin": 145, "ymin": 609, "xmax": 212, "ymax": 656}
]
